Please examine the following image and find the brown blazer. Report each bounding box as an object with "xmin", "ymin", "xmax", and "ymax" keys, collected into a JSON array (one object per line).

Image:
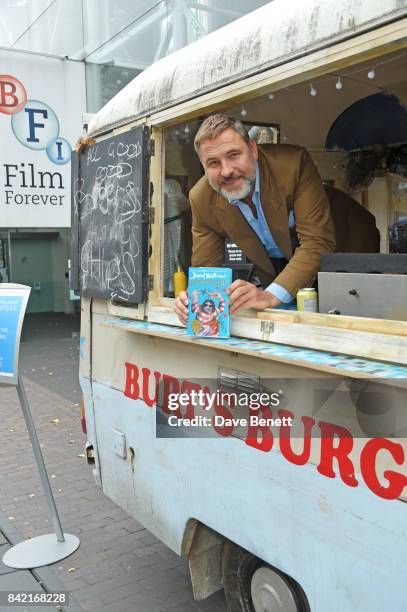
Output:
[{"xmin": 189, "ymin": 144, "xmax": 336, "ymax": 295}]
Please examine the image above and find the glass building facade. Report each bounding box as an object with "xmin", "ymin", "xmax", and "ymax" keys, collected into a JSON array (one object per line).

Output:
[
  {"xmin": 0, "ymin": 0, "xmax": 271, "ymax": 312},
  {"xmin": 0, "ymin": 0, "xmax": 271, "ymax": 112}
]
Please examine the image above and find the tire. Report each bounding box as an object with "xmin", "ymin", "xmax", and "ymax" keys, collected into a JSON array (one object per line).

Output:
[
  {"xmin": 222, "ymin": 542, "xmax": 309, "ymax": 612},
  {"xmin": 222, "ymin": 541, "xmax": 262, "ymax": 611}
]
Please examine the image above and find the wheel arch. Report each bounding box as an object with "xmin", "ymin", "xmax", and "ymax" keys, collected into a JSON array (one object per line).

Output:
[{"xmin": 182, "ymin": 519, "xmax": 226, "ymax": 601}]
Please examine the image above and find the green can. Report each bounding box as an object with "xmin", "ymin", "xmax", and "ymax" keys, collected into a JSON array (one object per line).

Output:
[{"xmin": 296, "ymin": 287, "xmax": 318, "ymax": 312}]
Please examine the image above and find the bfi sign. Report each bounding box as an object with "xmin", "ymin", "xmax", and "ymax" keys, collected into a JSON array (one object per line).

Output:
[
  {"xmin": 0, "ymin": 75, "xmax": 71, "ymax": 163},
  {"xmin": 0, "ymin": 73, "xmax": 73, "ymax": 226}
]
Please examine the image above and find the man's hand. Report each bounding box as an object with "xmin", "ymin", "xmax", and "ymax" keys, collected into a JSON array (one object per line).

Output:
[
  {"xmin": 175, "ymin": 290, "xmax": 188, "ymax": 325},
  {"xmin": 229, "ymin": 280, "xmax": 281, "ymax": 313}
]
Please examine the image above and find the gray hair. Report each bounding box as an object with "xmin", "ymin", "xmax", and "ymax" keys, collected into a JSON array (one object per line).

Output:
[{"xmin": 194, "ymin": 114, "xmax": 250, "ymax": 155}]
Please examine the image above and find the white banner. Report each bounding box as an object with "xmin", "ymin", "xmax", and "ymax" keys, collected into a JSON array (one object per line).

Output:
[{"xmin": 0, "ymin": 51, "xmax": 86, "ymax": 228}]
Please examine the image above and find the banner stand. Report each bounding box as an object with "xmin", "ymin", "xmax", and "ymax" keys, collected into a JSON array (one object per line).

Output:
[{"xmin": 1, "ymin": 284, "xmax": 80, "ymax": 568}]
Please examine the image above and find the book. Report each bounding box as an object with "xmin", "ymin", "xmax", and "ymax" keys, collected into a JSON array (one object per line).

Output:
[{"xmin": 187, "ymin": 267, "xmax": 232, "ymax": 338}]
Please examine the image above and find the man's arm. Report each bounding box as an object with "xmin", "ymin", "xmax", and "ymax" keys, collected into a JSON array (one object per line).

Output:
[
  {"xmin": 229, "ymin": 279, "xmax": 281, "ymax": 313},
  {"xmin": 190, "ymin": 194, "xmax": 224, "ymax": 267},
  {"xmin": 273, "ymin": 148, "xmax": 335, "ymax": 296},
  {"xmin": 230, "ymin": 148, "xmax": 334, "ymax": 313},
  {"xmin": 266, "ymin": 282, "xmax": 293, "ymax": 304}
]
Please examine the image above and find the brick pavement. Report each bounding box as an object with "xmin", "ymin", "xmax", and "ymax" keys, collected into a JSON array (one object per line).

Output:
[
  {"xmin": 0, "ymin": 314, "xmax": 227, "ymax": 612},
  {"xmin": 0, "ymin": 515, "xmax": 83, "ymax": 612}
]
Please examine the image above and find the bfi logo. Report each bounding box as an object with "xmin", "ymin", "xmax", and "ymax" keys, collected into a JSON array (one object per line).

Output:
[{"xmin": 0, "ymin": 74, "xmax": 71, "ymax": 165}]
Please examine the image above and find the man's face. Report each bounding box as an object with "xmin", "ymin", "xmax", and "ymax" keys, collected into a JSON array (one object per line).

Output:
[{"xmin": 199, "ymin": 128, "xmax": 258, "ymax": 200}]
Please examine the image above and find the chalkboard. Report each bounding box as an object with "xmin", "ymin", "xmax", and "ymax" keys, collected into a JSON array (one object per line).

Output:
[{"xmin": 70, "ymin": 126, "xmax": 150, "ymax": 303}]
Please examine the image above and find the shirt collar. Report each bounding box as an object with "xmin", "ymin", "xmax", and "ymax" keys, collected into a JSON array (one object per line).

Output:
[{"xmin": 229, "ymin": 162, "xmax": 260, "ymax": 206}]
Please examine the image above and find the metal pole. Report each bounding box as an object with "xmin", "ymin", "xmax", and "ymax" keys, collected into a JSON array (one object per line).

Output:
[
  {"xmin": 154, "ymin": 21, "xmax": 172, "ymax": 61},
  {"xmin": 188, "ymin": 2, "xmax": 243, "ymax": 18},
  {"xmin": 172, "ymin": 0, "xmax": 188, "ymax": 50},
  {"xmin": 17, "ymin": 375, "xmax": 65, "ymax": 542}
]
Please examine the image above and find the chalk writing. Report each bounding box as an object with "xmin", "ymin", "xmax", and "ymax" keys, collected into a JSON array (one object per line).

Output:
[
  {"xmin": 87, "ymin": 145, "xmax": 101, "ymax": 165},
  {"xmin": 71, "ymin": 126, "xmax": 149, "ymax": 303}
]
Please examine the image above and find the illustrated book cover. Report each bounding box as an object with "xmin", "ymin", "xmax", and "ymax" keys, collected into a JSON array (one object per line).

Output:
[{"xmin": 187, "ymin": 267, "xmax": 232, "ymax": 338}]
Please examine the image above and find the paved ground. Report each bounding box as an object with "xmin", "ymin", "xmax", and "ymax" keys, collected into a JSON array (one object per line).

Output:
[
  {"xmin": 0, "ymin": 313, "xmax": 227, "ymax": 612},
  {"xmin": 0, "ymin": 515, "xmax": 82, "ymax": 612}
]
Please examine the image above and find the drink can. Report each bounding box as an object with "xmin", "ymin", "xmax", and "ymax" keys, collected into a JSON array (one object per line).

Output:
[{"xmin": 297, "ymin": 287, "xmax": 318, "ymax": 312}]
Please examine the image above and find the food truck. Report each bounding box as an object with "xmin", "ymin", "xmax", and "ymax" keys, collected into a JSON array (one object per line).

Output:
[{"xmin": 71, "ymin": 1, "xmax": 407, "ymax": 610}]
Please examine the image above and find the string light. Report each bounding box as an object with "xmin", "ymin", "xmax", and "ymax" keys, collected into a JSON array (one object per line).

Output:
[
  {"xmin": 342, "ymin": 53, "xmax": 403, "ymax": 81},
  {"xmin": 301, "ymin": 54, "xmax": 402, "ymax": 98},
  {"xmin": 240, "ymin": 107, "xmax": 248, "ymax": 117}
]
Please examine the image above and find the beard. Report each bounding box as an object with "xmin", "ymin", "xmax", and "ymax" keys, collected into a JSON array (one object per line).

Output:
[{"xmin": 209, "ymin": 172, "xmax": 255, "ymax": 201}]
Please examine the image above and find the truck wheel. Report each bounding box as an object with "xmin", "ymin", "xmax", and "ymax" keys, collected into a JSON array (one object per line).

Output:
[
  {"xmin": 222, "ymin": 542, "xmax": 309, "ymax": 612},
  {"xmin": 250, "ymin": 567, "xmax": 307, "ymax": 612}
]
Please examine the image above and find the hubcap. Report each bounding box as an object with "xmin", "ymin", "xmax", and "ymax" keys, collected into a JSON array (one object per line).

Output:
[{"xmin": 251, "ymin": 567, "xmax": 300, "ymax": 612}]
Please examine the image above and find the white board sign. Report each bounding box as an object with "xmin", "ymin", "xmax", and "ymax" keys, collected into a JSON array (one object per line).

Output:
[{"xmin": 0, "ymin": 283, "xmax": 30, "ymax": 385}]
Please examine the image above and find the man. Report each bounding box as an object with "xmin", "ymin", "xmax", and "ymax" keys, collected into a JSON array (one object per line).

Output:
[{"xmin": 174, "ymin": 114, "xmax": 372, "ymax": 323}]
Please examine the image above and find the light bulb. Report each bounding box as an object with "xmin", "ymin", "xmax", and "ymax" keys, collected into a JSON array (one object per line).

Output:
[
  {"xmin": 310, "ymin": 84, "xmax": 317, "ymax": 97},
  {"xmin": 267, "ymin": 93, "xmax": 274, "ymax": 100},
  {"xmin": 367, "ymin": 68, "xmax": 376, "ymax": 79},
  {"xmin": 184, "ymin": 125, "xmax": 190, "ymax": 134},
  {"xmin": 241, "ymin": 107, "xmax": 248, "ymax": 117},
  {"xmin": 335, "ymin": 77, "xmax": 343, "ymax": 90}
]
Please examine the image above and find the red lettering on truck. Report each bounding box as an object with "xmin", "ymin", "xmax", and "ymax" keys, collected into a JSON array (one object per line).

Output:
[
  {"xmin": 142, "ymin": 367, "xmax": 161, "ymax": 408},
  {"xmin": 279, "ymin": 410, "xmax": 314, "ymax": 466},
  {"xmin": 123, "ymin": 362, "xmax": 407, "ymax": 501},
  {"xmin": 317, "ymin": 421, "xmax": 358, "ymax": 488},
  {"xmin": 124, "ymin": 362, "xmax": 140, "ymax": 399},
  {"xmin": 360, "ymin": 438, "xmax": 407, "ymax": 500},
  {"xmin": 246, "ymin": 405, "xmax": 274, "ymax": 452}
]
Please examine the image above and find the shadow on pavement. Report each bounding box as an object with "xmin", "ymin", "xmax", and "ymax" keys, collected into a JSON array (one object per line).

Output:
[{"xmin": 20, "ymin": 313, "xmax": 81, "ymax": 403}]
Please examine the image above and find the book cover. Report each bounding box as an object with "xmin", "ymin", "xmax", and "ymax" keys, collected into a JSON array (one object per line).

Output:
[{"xmin": 187, "ymin": 267, "xmax": 232, "ymax": 338}]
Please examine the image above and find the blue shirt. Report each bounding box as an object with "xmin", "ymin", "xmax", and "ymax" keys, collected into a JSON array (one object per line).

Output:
[{"xmin": 229, "ymin": 163, "xmax": 294, "ymax": 303}]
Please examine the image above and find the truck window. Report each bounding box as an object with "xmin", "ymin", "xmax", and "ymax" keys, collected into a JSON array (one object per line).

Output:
[{"xmin": 160, "ymin": 48, "xmax": 407, "ymax": 322}]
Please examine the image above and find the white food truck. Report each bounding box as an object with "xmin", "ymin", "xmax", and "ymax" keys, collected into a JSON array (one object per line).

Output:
[{"xmin": 72, "ymin": 1, "xmax": 407, "ymax": 610}]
